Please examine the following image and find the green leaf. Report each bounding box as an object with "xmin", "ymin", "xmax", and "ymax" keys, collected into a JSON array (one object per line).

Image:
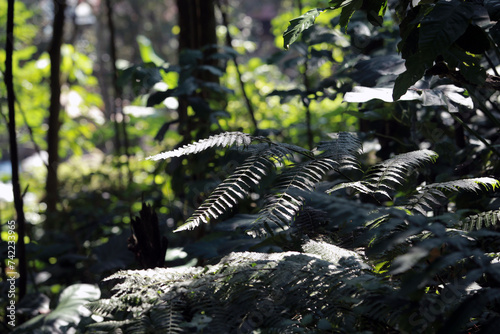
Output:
[
  {"xmin": 419, "ymin": 0, "xmax": 475, "ymax": 60},
  {"xmin": 136, "ymin": 35, "xmax": 165, "ymax": 66},
  {"xmin": 329, "ymin": 0, "xmax": 360, "ymax": 9},
  {"xmin": 393, "ymin": 52, "xmax": 431, "ymax": 101},
  {"xmin": 394, "ymin": 1, "xmax": 477, "ymax": 101},
  {"xmin": 365, "ymin": 0, "xmax": 388, "ymax": 27},
  {"xmin": 147, "ymin": 90, "xmax": 172, "ymax": 107},
  {"xmin": 338, "ymin": 0, "xmax": 363, "ymax": 29},
  {"xmin": 15, "ymin": 284, "xmax": 100, "ymax": 332},
  {"xmin": 283, "ymin": 8, "xmax": 325, "ymax": 49}
]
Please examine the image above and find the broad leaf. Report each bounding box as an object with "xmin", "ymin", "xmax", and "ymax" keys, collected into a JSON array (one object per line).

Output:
[
  {"xmin": 365, "ymin": 0, "xmax": 388, "ymax": 27},
  {"xmin": 393, "ymin": 52, "xmax": 430, "ymax": 101},
  {"xmin": 15, "ymin": 284, "xmax": 100, "ymax": 332},
  {"xmin": 419, "ymin": 1, "xmax": 475, "ymax": 60},
  {"xmin": 283, "ymin": 8, "xmax": 325, "ymax": 49},
  {"xmin": 338, "ymin": 0, "xmax": 363, "ymax": 29}
]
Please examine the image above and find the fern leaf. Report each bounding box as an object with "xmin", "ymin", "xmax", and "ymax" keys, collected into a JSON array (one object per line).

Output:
[
  {"xmin": 327, "ymin": 150, "xmax": 438, "ymax": 198},
  {"xmin": 146, "ymin": 131, "xmax": 252, "ymax": 161},
  {"xmin": 326, "ymin": 180, "xmax": 372, "ymax": 194},
  {"xmin": 405, "ymin": 188, "xmax": 446, "ymax": 215},
  {"xmin": 422, "ymin": 177, "xmax": 499, "ymax": 193},
  {"xmin": 302, "ymin": 240, "xmax": 369, "ymax": 269},
  {"xmin": 253, "ymin": 158, "xmax": 339, "ymax": 236},
  {"xmin": 406, "ymin": 178, "xmax": 499, "ymax": 215},
  {"xmin": 175, "ymin": 154, "xmax": 273, "ymax": 232},
  {"xmin": 364, "ymin": 149, "xmax": 438, "ymax": 198},
  {"xmin": 86, "ymin": 319, "xmax": 136, "ymax": 331},
  {"xmin": 316, "ymin": 132, "xmax": 363, "ymax": 171},
  {"xmin": 460, "ymin": 210, "xmax": 500, "ymax": 231}
]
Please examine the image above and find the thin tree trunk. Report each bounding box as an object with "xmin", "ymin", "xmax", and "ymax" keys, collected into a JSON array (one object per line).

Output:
[
  {"xmin": 106, "ymin": 0, "xmax": 131, "ymax": 184},
  {"xmin": 45, "ymin": 0, "xmax": 67, "ymax": 216},
  {"xmin": 176, "ymin": 0, "xmax": 217, "ymax": 142},
  {"xmin": 5, "ymin": 0, "xmax": 27, "ymax": 300}
]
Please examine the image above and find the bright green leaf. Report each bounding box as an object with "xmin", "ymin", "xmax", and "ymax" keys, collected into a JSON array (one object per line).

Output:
[{"xmin": 283, "ymin": 8, "xmax": 325, "ymax": 49}]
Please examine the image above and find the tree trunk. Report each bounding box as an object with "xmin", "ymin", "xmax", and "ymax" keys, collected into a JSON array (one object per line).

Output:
[
  {"xmin": 45, "ymin": 0, "xmax": 67, "ymax": 217},
  {"xmin": 5, "ymin": 0, "xmax": 27, "ymax": 300},
  {"xmin": 176, "ymin": 0, "xmax": 217, "ymax": 141}
]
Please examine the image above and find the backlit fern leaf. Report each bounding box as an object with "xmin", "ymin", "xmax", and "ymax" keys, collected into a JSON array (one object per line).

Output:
[
  {"xmin": 364, "ymin": 149, "xmax": 438, "ymax": 198},
  {"xmin": 175, "ymin": 153, "xmax": 274, "ymax": 232},
  {"xmin": 326, "ymin": 180, "xmax": 372, "ymax": 194},
  {"xmin": 327, "ymin": 149, "xmax": 438, "ymax": 197},
  {"xmin": 407, "ymin": 178, "xmax": 499, "ymax": 215},
  {"xmin": 250, "ymin": 134, "xmax": 361, "ymax": 236},
  {"xmin": 316, "ymin": 132, "xmax": 362, "ymax": 171},
  {"xmin": 460, "ymin": 210, "xmax": 500, "ymax": 231},
  {"xmin": 252, "ymin": 157, "xmax": 339, "ymax": 236},
  {"xmin": 145, "ymin": 131, "xmax": 252, "ymax": 161},
  {"xmin": 422, "ymin": 177, "xmax": 499, "ymax": 192}
]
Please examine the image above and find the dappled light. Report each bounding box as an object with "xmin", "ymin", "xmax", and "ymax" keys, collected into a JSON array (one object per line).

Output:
[{"xmin": 1, "ymin": 0, "xmax": 500, "ymax": 332}]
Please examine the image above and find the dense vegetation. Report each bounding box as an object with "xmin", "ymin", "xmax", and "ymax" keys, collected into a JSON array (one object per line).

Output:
[{"xmin": 1, "ymin": 0, "xmax": 500, "ymax": 333}]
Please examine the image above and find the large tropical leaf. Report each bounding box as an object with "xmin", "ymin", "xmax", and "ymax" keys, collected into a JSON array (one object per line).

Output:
[{"xmin": 393, "ymin": 0, "xmax": 477, "ymax": 100}]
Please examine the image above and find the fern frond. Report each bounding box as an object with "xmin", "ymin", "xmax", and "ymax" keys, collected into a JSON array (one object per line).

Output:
[
  {"xmin": 250, "ymin": 193, "xmax": 303, "ymax": 237},
  {"xmin": 150, "ymin": 299, "xmax": 185, "ymax": 333},
  {"xmin": 406, "ymin": 178, "xmax": 499, "ymax": 215},
  {"xmin": 326, "ymin": 180, "xmax": 372, "ymax": 194},
  {"xmin": 405, "ymin": 188, "xmax": 446, "ymax": 215},
  {"xmin": 86, "ymin": 319, "xmax": 137, "ymax": 331},
  {"xmin": 460, "ymin": 210, "xmax": 500, "ymax": 231},
  {"xmin": 364, "ymin": 149, "xmax": 438, "ymax": 197},
  {"xmin": 175, "ymin": 154, "xmax": 274, "ymax": 232},
  {"xmin": 421, "ymin": 177, "xmax": 499, "ymax": 192},
  {"xmin": 316, "ymin": 132, "xmax": 362, "ymax": 171},
  {"xmin": 146, "ymin": 131, "xmax": 252, "ymax": 161},
  {"xmin": 326, "ymin": 149, "xmax": 438, "ymax": 197},
  {"xmin": 252, "ymin": 157, "xmax": 339, "ymax": 236},
  {"xmin": 302, "ymin": 240, "xmax": 369, "ymax": 269}
]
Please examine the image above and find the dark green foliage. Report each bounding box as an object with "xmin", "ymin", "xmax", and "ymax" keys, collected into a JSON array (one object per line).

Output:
[
  {"xmin": 286, "ymin": 0, "xmax": 493, "ymax": 100},
  {"xmin": 461, "ymin": 210, "xmax": 500, "ymax": 232},
  {"xmin": 9, "ymin": 1, "xmax": 499, "ymax": 332},
  {"xmin": 88, "ymin": 131, "xmax": 499, "ymax": 332}
]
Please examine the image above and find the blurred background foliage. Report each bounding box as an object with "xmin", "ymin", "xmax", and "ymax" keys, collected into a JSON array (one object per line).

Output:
[{"xmin": 0, "ymin": 0, "xmax": 499, "ymax": 332}]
